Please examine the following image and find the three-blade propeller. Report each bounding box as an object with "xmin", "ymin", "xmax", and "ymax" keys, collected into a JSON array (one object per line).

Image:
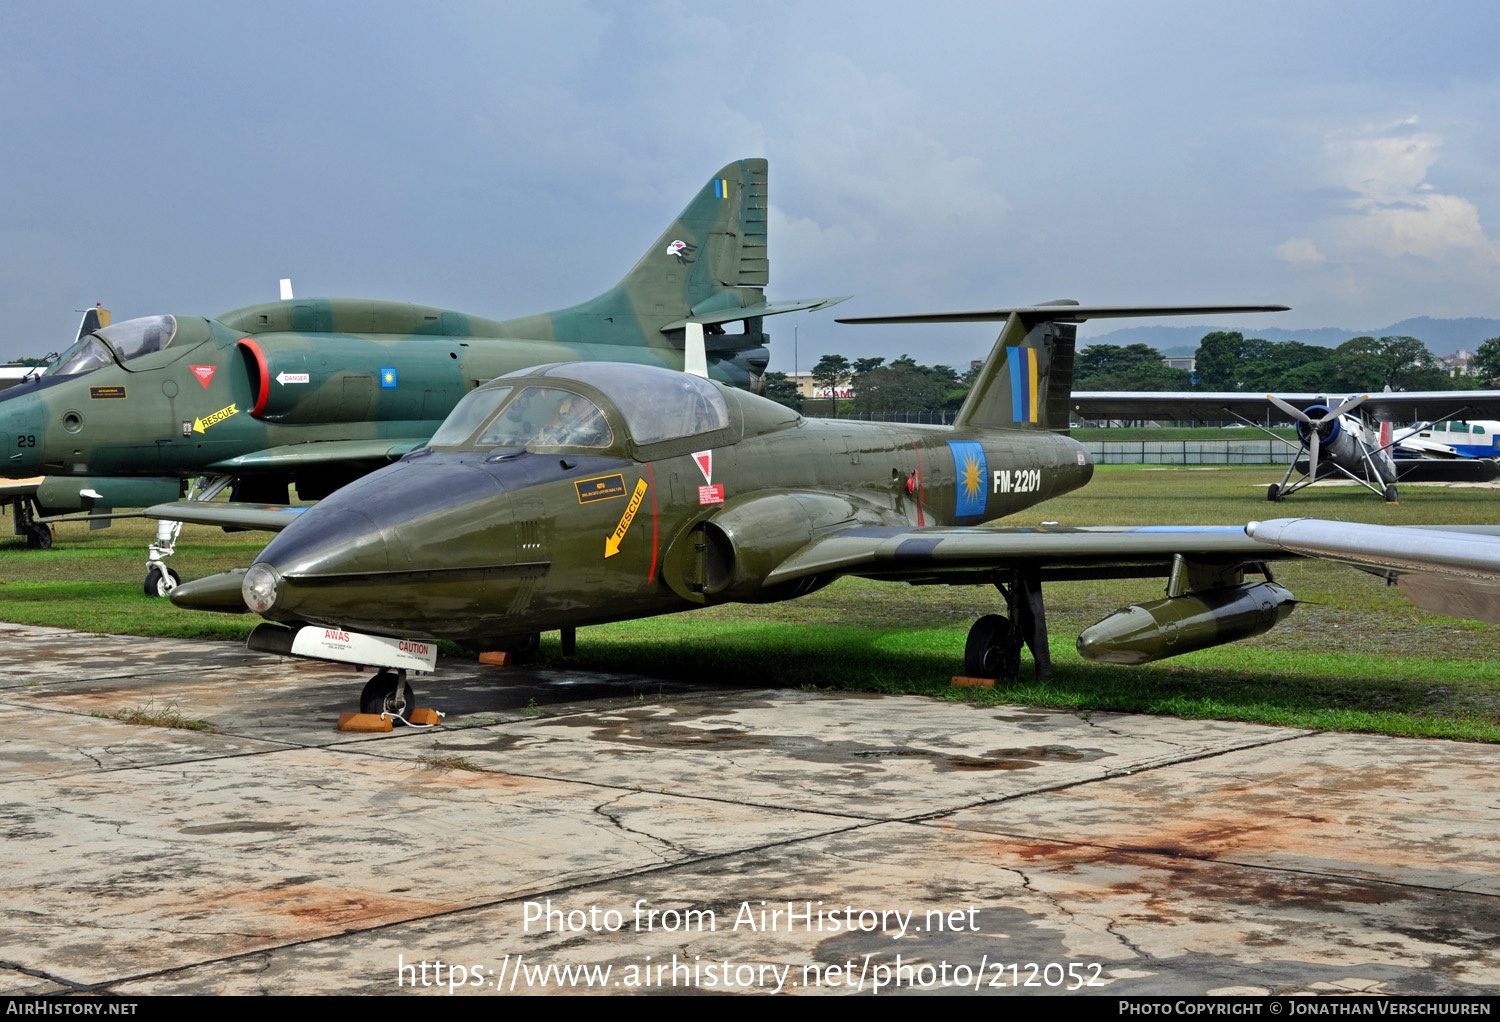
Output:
[{"xmin": 1265, "ymin": 394, "xmax": 1367, "ymax": 483}]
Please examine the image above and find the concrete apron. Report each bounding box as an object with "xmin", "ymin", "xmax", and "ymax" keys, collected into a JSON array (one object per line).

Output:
[{"xmin": 0, "ymin": 623, "xmax": 1495, "ymax": 997}]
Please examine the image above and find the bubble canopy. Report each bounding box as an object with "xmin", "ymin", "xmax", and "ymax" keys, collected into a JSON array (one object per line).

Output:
[
  {"xmin": 427, "ymin": 363, "xmax": 731, "ymax": 451},
  {"xmin": 46, "ymin": 315, "xmax": 179, "ymax": 377}
]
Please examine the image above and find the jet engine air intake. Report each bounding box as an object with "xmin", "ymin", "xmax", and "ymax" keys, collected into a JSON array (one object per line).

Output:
[{"xmin": 664, "ymin": 491, "xmax": 859, "ymax": 603}]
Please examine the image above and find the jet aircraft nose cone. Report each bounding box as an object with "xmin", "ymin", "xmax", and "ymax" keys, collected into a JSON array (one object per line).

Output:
[
  {"xmin": 248, "ymin": 455, "xmax": 509, "ymax": 630},
  {"xmin": 0, "ymin": 389, "xmax": 45, "ymax": 476},
  {"xmin": 259, "ymin": 506, "xmax": 392, "ymax": 578}
]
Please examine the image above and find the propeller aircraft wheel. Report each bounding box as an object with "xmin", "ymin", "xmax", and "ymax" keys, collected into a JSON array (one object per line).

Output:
[
  {"xmin": 360, "ymin": 670, "xmax": 415, "ymax": 722},
  {"xmin": 25, "ymin": 524, "xmax": 53, "ymax": 550},
  {"xmin": 144, "ymin": 566, "xmax": 181, "ymax": 597},
  {"xmin": 1384, "ymin": 484, "xmax": 1398, "ymax": 503},
  {"xmin": 964, "ymin": 614, "xmax": 1021, "ymax": 679},
  {"xmin": 1266, "ymin": 484, "xmax": 1281, "ymax": 502}
]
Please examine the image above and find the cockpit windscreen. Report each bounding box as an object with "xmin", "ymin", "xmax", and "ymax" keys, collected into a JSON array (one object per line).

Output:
[
  {"xmin": 541, "ymin": 363, "xmax": 728, "ymax": 444},
  {"xmin": 477, "ymin": 387, "xmax": 612, "ymax": 448}
]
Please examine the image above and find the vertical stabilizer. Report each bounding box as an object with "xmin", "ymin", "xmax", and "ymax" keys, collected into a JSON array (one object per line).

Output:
[
  {"xmin": 502, "ymin": 159, "xmax": 770, "ymax": 350},
  {"xmin": 954, "ymin": 311, "xmax": 1077, "ymax": 432}
]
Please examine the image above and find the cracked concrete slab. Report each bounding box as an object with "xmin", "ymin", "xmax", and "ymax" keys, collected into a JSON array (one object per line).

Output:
[
  {"xmin": 0, "ymin": 626, "xmax": 1495, "ymax": 996},
  {"xmin": 108, "ymin": 821, "xmax": 1500, "ymax": 996},
  {"xmin": 343, "ymin": 693, "xmax": 1306, "ymax": 820},
  {"xmin": 1, "ymin": 745, "xmax": 852, "ymax": 987},
  {"xmin": 938, "ymin": 731, "xmax": 1500, "ymax": 896},
  {"xmin": 0, "ymin": 704, "xmax": 288, "ymax": 783}
]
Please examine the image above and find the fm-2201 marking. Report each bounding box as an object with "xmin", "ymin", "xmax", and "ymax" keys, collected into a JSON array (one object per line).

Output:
[{"xmin": 993, "ymin": 468, "xmax": 1041, "ymax": 494}]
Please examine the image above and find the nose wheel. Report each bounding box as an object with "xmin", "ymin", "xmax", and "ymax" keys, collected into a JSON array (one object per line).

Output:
[
  {"xmin": 13, "ymin": 498, "xmax": 54, "ymax": 549},
  {"xmin": 360, "ymin": 669, "xmax": 415, "ymax": 723},
  {"xmin": 144, "ymin": 564, "xmax": 181, "ymax": 597}
]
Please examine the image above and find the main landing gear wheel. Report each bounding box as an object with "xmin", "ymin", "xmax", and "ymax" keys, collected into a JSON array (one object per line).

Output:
[
  {"xmin": 1266, "ymin": 483, "xmax": 1281, "ymax": 502},
  {"xmin": 964, "ymin": 614, "xmax": 1021, "ymax": 680},
  {"xmin": 360, "ymin": 669, "xmax": 415, "ymax": 723},
  {"xmin": 1384, "ymin": 484, "xmax": 1399, "ymax": 503},
  {"xmin": 143, "ymin": 565, "xmax": 181, "ymax": 597},
  {"xmin": 25, "ymin": 524, "xmax": 53, "ymax": 550}
]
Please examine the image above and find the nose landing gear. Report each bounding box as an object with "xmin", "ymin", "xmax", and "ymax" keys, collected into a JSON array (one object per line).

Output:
[
  {"xmin": 12, "ymin": 497, "xmax": 54, "ymax": 549},
  {"xmin": 360, "ymin": 668, "xmax": 415, "ymax": 720}
]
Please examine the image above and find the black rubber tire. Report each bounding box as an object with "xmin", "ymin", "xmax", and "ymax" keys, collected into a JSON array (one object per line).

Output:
[
  {"xmin": 964, "ymin": 614, "xmax": 1021, "ymax": 679},
  {"xmin": 144, "ymin": 566, "xmax": 181, "ymax": 597},
  {"xmin": 512, "ymin": 632, "xmax": 542, "ymax": 663},
  {"xmin": 25, "ymin": 524, "xmax": 53, "ymax": 550},
  {"xmin": 360, "ymin": 671, "xmax": 416, "ymax": 722},
  {"xmin": 1266, "ymin": 484, "xmax": 1281, "ymax": 502},
  {"xmin": 1384, "ymin": 484, "xmax": 1398, "ymax": 503}
]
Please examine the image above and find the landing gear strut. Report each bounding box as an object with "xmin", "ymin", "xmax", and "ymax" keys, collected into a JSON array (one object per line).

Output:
[
  {"xmin": 360, "ymin": 668, "xmax": 415, "ymax": 722},
  {"xmin": 12, "ymin": 498, "xmax": 53, "ymax": 550},
  {"xmin": 962, "ymin": 566, "xmax": 1052, "ymax": 681},
  {"xmin": 143, "ymin": 475, "xmax": 231, "ymax": 597}
]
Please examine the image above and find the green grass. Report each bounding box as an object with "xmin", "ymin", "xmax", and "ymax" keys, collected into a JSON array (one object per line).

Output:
[
  {"xmin": 4, "ymin": 466, "xmax": 1499, "ymax": 741},
  {"xmin": 416, "ymin": 754, "xmax": 481, "ymax": 772},
  {"xmin": 92, "ymin": 701, "xmax": 219, "ymax": 733}
]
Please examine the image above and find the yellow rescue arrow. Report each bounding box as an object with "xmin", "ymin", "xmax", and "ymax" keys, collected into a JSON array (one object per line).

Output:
[
  {"xmin": 192, "ymin": 402, "xmax": 239, "ymax": 434},
  {"xmin": 604, "ymin": 478, "xmax": 648, "ymax": 557}
]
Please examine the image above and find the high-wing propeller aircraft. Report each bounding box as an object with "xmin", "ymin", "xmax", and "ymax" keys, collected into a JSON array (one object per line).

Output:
[
  {"xmin": 0, "ymin": 159, "xmax": 845, "ymax": 593},
  {"xmin": 1069, "ymin": 390, "xmax": 1500, "ymax": 503},
  {"xmin": 151, "ymin": 301, "xmax": 1303, "ymax": 720}
]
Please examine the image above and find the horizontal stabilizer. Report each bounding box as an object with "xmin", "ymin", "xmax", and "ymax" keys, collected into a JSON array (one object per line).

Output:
[
  {"xmin": 662, "ymin": 295, "xmax": 851, "ymax": 332},
  {"xmin": 838, "ymin": 304, "xmax": 1289, "ymax": 325}
]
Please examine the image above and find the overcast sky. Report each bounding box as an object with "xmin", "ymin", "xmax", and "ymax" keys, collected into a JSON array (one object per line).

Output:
[{"xmin": 3, "ymin": 1, "xmax": 1499, "ymax": 367}]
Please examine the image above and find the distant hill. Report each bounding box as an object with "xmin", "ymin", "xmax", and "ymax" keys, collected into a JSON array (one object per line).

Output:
[{"xmin": 1085, "ymin": 317, "xmax": 1500, "ymax": 356}]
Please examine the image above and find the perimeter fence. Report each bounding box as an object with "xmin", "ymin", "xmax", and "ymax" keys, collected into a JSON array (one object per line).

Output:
[{"xmin": 1083, "ymin": 440, "xmax": 1293, "ymax": 465}]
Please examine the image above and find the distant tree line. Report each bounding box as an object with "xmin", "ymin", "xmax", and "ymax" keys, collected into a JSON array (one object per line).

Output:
[
  {"xmin": 766, "ymin": 353, "xmax": 974, "ymax": 415},
  {"xmin": 768, "ymin": 330, "xmax": 1500, "ymax": 415},
  {"xmin": 1192, "ymin": 332, "xmax": 1462, "ymax": 392}
]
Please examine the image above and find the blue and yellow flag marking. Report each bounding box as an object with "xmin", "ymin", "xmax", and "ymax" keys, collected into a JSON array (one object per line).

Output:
[
  {"xmin": 1005, "ymin": 347, "xmax": 1039, "ymax": 423},
  {"xmin": 380, "ymin": 367, "xmax": 398, "ymax": 389},
  {"xmin": 948, "ymin": 441, "xmax": 988, "ymax": 518},
  {"xmin": 713, "ymin": 178, "xmax": 730, "ymax": 198}
]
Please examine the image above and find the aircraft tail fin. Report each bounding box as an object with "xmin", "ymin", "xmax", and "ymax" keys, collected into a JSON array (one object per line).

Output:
[
  {"xmin": 839, "ymin": 303, "xmax": 1289, "ymax": 432},
  {"xmin": 75, "ymin": 304, "xmax": 110, "ymax": 342},
  {"xmin": 619, "ymin": 158, "xmax": 770, "ymax": 299},
  {"xmin": 953, "ymin": 308, "xmax": 1079, "ymax": 431},
  {"xmin": 517, "ymin": 159, "xmax": 772, "ymax": 352}
]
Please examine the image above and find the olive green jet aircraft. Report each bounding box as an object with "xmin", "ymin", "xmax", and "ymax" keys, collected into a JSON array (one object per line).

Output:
[
  {"xmin": 151, "ymin": 301, "xmax": 1299, "ymax": 719},
  {"xmin": 0, "ymin": 158, "xmax": 844, "ymax": 594}
]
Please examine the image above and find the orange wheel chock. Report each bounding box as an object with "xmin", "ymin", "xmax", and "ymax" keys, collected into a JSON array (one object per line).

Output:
[
  {"xmin": 950, "ymin": 676, "xmax": 997, "ymax": 688},
  {"xmin": 338, "ymin": 712, "xmax": 394, "ymax": 733}
]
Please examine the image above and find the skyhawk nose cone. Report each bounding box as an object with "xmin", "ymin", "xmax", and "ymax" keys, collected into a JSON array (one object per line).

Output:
[{"xmin": 0, "ymin": 389, "xmax": 45, "ymax": 476}]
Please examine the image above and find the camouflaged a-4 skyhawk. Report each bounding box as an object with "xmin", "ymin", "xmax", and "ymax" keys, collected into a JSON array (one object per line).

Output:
[
  {"xmin": 152, "ymin": 300, "xmax": 1299, "ymax": 719},
  {"xmin": 0, "ymin": 158, "xmax": 844, "ymax": 594}
]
